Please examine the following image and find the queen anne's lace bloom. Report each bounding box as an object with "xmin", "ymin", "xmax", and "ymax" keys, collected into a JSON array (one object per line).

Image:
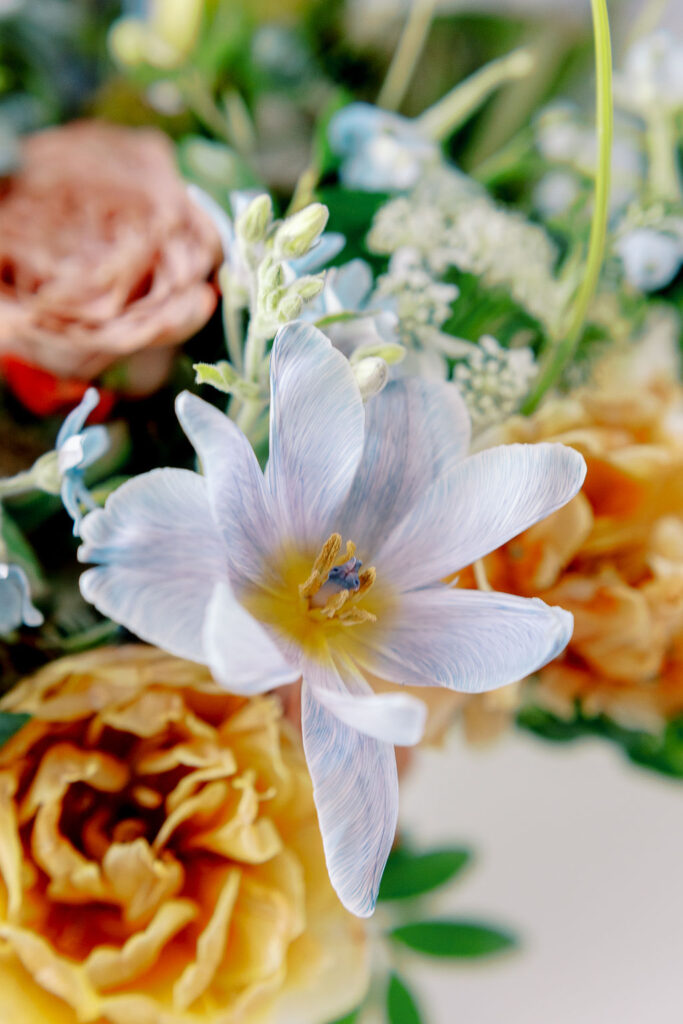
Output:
[
  {"xmin": 78, "ymin": 321, "xmax": 586, "ymax": 916},
  {"xmin": 368, "ymin": 167, "xmax": 570, "ymax": 334},
  {"xmin": 453, "ymin": 336, "xmax": 537, "ymax": 432}
]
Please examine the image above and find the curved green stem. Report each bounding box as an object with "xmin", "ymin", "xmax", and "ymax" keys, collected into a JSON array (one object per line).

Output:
[
  {"xmin": 377, "ymin": 0, "xmax": 437, "ymax": 112},
  {"xmin": 522, "ymin": 0, "xmax": 613, "ymax": 414}
]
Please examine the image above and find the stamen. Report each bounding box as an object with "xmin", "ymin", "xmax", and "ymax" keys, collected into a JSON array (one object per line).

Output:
[
  {"xmin": 299, "ymin": 533, "xmax": 342, "ymax": 598},
  {"xmin": 338, "ymin": 608, "xmax": 377, "ymax": 626},
  {"xmin": 318, "ymin": 590, "xmax": 351, "ymax": 618},
  {"xmin": 298, "ymin": 534, "xmax": 377, "ymax": 628},
  {"xmin": 355, "ymin": 567, "xmax": 376, "ymax": 598}
]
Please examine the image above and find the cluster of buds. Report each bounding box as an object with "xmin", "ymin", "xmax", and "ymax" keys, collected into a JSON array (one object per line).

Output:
[{"xmin": 234, "ymin": 197, "xmax": 328, "ymax": 341}]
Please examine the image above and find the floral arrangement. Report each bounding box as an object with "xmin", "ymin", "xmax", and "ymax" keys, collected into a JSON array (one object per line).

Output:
[{"xmin": 0, "ymin": 1, "xmax": 681, "ymax": 1021}]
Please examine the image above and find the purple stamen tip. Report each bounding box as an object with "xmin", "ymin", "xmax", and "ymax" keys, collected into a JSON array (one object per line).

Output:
[{"xmin": 328, "ymin": 557, "xmax": 363, "ymax": 591}]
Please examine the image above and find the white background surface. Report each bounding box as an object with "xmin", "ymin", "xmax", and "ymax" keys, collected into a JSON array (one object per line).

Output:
[{"xmin": 399, "ymin": 730, "xmax": 683, "ymax": 1023}]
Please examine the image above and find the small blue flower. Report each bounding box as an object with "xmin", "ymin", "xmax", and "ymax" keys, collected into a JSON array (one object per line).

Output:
[
  {"xmin": 328, "ymin": 103, "xmax": 438, "ymax": 192},
  {"xmin": 56, "ymin": 388, "xmax": 109, "ymax": 536},
  {"xmin": 616, "ymin": 228, "xmax": 683, "ymax": 292},
  {"xmin": 0, "ymin": 563, "xmax": 43, "ymax": 634}
]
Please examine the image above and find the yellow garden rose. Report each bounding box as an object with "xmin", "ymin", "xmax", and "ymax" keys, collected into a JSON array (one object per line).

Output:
[
  {"xmin": 0, "ymin": 646, "xmax": 368, "ymax": 1024},
  {"xmin": 460, "ymin": 327, "xmax": 683, "ymax": 730}
]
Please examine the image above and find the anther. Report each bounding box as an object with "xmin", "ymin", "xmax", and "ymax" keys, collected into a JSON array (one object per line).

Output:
[{"xmin": 299, "ymin": 533, "xmax": 342, "ymax": 598}]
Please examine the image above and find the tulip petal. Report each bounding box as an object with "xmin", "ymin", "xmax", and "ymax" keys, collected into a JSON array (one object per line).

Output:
[
  {"xmin": 176, "ymin": 391, "xmax": 278, "ymax": 587},
  {"xmin": 314, "ymin": 658, "xmax": 426, "ymax": 746},
  {"xmin": 354, "ymin": 586, "xmax": 574, "ymax": 693},
  {"xmin": 301, "ymin": 671, "xmax": 398, "ymax": 917},
  {"xmin": 267, "ymin": 322, "xmax": 365, "ymax": 549},
  {"xmin": 203, "ymin": 580, "xmax": 301, "ymax": 694},
  {"xmin": 375, "ymin": 442, "xmax": 587, "ymax": 588},
  {"xmin": 79, "ymin": 468, "xmax": 225, "ymax": 662},
  {"xmin": 338, "ymin": 377, "xmax": 471, "ymax": 561}
]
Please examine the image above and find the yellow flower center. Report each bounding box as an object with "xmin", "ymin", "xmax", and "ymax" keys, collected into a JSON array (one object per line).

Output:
[{"xmin": 243, "ymin": 533, "xmax": 382, "ymax": 659}]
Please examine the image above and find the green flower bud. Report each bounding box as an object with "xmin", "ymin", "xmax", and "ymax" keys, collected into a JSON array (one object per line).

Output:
[
  {"xmin": 278, "ymin": 293, "xmax": 304, "ymax": 322},
  {"xmin": 236, "ymin": 194, "xmax": 273, "ymax": 245},
  {"xmin": 294, "ymin": 275, "xmax": 325, "ymax": 301},
  {"xmin": 274, "ymin": 203, "xmax": 329, "ymax": 259}
]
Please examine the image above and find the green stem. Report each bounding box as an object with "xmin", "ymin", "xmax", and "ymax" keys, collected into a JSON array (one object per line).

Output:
[
  {"xmin": 0, "ymin": 470, "xmax": 37, "ymax": 499},
  {"xmin": 416, "ymin": 47, "xmax": 535, "ymax": 141},
  {"xmin": 521, "ymin": 0, "xmax": 613, "ymax": 415},
  {"xmin": 377, "ymin": 0, "xmax": 437, "ymax": 112}
]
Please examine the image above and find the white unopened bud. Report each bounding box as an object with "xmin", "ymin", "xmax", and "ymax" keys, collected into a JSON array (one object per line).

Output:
[
  {"xmin": 294, "ymin": 275, "xmax": 325, "ymax": 301},
  {"xmin": 278, "ymin": 292, "xmax": 304, "ymax": 322},
  {"xmin": 353, "ymin": 357, "xmax": 388, "ymax": 401},
  {"xmin": 236, "ymin": 194, "xmax": 273, "ymax": 244},
  {"xmin": 274, "ymin": 203, "xmax": 329, "ymax": 259}
]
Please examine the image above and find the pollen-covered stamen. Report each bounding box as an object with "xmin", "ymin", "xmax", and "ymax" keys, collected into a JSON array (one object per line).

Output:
[
  {"xmin": 299, "ymin": 533, "xmax": 342, "ymax": 598},
  {"xmin": 299, "ymin": 534, "xmax": 377, "ymax": 625}
]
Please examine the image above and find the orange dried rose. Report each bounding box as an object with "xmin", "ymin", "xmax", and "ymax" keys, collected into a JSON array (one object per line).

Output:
[
  {"xmin": 0, "ymin": 646, "xmax": 368, "ymax": 1024},
  {"xmin": 460, "ymin": 339, "xmax": 683, "ymax": 731},
  {"xmin": 0, "ymin": 121, "xmax": 221, "ymax": 391}
]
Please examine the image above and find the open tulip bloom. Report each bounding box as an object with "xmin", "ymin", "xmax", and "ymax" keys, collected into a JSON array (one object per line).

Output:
[{"xmin": 79, "ymin": 322, "xmax": 586, "ymax": 916}]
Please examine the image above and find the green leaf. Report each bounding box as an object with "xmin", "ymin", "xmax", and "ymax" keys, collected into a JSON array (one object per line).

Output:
[
  {"xmin": 387, "ymin": 973, "xmax": 423, "ymax": 1024},
  {"xmin": 0, "ymin": 712, "xmax": 31, "ymax": 750},
  {"xmin": 327, "ymin": 1010, "xmax": 360, "ymax": 1024},
  {"xmin": 378, "ymin": 847, "xmax": 472, "ymax": 902},
  {"xmin": 391, "ymin": 919, "xmax": 517, "ymax": 959}
]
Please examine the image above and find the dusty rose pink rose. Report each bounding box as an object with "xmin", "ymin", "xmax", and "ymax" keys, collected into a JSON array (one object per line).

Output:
[{"xmin": 0, "ymin": 120, "xmax": 221, "ymax": 388}]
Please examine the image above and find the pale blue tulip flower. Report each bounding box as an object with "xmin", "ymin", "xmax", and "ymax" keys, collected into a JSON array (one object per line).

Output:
[{"xmin": 78, "ymin": 321, "xmax": 586, "ymax": 917}]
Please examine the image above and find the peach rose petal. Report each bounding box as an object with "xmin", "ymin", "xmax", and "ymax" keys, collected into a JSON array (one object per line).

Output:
[
  {"xmin": 102, "ymin": 839, "xmax": 184, "ymax": 925},
  {"xmin": 85, "ymin": 899, "xmax": 197, "ymax": 991},
  {"xmin": 172, "ymin": 870, "xmax": 241, "ymax": 1011},
  {"xmin": 0, "ymin": 924, "xmax": 101, "ymax": 1021},
  {"xmin": 0, "ymin": 773, "xmax": 24, "ymax": 921}
]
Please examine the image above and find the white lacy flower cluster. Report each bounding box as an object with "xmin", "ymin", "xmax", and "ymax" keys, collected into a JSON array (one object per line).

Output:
[
  {"xmin": 372, "ymin": 248, "xmax": 461, "ymax": 372},
  {"xmin": 368, "ymin": 166, "xmax": 570, "ymax": 335},
  {"xmin": 452, "ymin": 335, "xmax": 537, "ymax": 432}
]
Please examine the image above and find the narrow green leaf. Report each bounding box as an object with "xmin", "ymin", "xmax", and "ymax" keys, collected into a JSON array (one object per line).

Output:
[
  {"xmin": 387, "ymin": 973, "xmax": 423, "ymax": 1024},
  {"xmin": 378, "ymin": 847, "xmax": 472, "ymax": 901},
  {"xmin": 0, "ymin": 712, "xmax": 31, "ymax": 749},
  {"xmin": 327, "ymin": 1009, "xmax": 360, "ymax": 1024},
  {"xmin": 391, "ymin": 919, "xmax": 517, "ymax": 959}
]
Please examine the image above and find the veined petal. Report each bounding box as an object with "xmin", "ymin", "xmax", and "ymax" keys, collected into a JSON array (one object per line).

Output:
[
  {"xmin": 301, "ymin": 671, "xmax": 398, "ymax": 917},
  {"xmin": 338, "ymin": 377, "xmax": 471, "ymax": 561},
  {"xmin": 267, "ymin": 322, "xmax": 365, "ymax": 550},
  {"xmin": 314, "ymin": 657, "xmax": 426, "ymax": 746},
  {"xmin": 203, "ymin": 580, "xmax": 301, "ymax": 694},
  {"xmin": 375, "ymin": 442, "xmax": 586, "ymax": 588},
  {"xmin": 79, "ymin": 468, "xmax": 225, "ymax": 662},
  {"xmin": 288, "ymin": 233, "xmax": 346, "ymax": 275},
  {"xmin": 176, "ymin": 392, "xmax": 278, "ymax": 587},
  {"xmin": 354, "ymin": 586, "xmax": 574, "ymax": 693}
]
